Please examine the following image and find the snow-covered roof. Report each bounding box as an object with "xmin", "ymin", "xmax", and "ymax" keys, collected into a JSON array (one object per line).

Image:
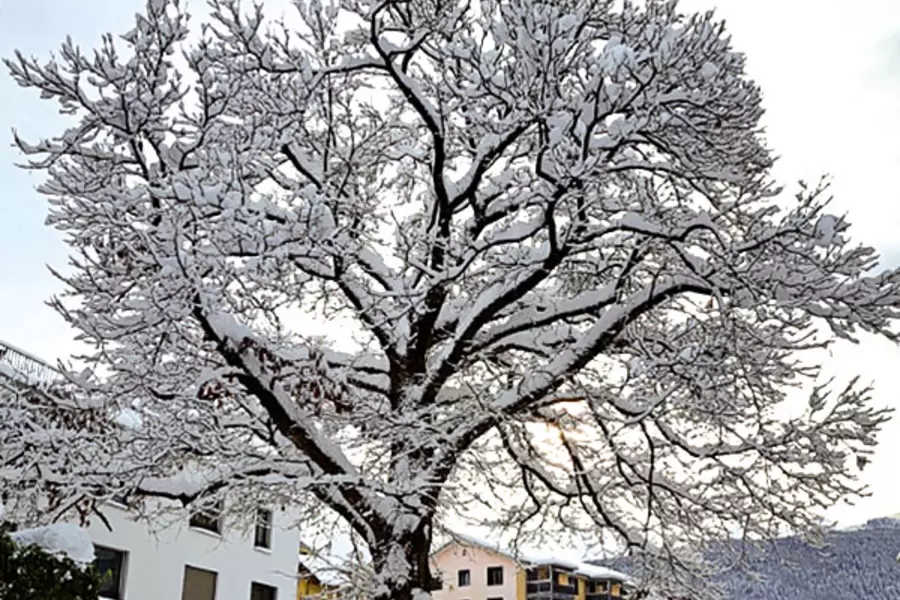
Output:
[
  {"xmin": 574, "ymin": 562, "xmax": 632, "ymax": 581},
  {"xmin": 438, "ymin": 531, "xmax": 632, "ymax": 583},
  {"xmin": 298, "ymin": 551, "xmax": 348, "ymax": 587}
]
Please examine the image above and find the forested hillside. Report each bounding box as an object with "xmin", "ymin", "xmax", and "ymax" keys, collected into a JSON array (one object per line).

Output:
[
  {"xmin": 594, "ymin": 518, "xmax": 900, "ymax": 599},
  {"xmin": 714, "ymin": 518, "xmax": 900, "ymax": 599}
]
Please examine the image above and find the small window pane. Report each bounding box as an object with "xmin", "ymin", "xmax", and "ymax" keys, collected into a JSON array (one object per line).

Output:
[
  {"xmin": 94, "ymin": 546, "xmax": 126, "ymax": 600},
  {"xmin": 190, "ymin": 500, "xmax": 224, "ymax": 534},
  {"xmin": 487, "ymin": 566, "xmax": 504, "ymax": 586},
  {"xmin": 254, "ymin": 509, "xmax": 273, "ymax": 549},
  {"xmin": 458, "ymin": 569, "xmax": 471, "ymax": 587},
  {"xmin": 251, "ymin": 582, "xmax": 277, "ymax": 600}
]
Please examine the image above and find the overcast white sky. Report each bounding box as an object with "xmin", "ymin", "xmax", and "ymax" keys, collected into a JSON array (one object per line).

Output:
[{"xmin": 1, "ymin": 0, "xmax": 899, "ymax": 527}]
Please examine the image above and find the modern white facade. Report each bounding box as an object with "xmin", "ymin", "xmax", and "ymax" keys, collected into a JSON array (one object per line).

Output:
[{"xmin": 85, "ymin": 500, "xmax": 300, "ymax": 600}]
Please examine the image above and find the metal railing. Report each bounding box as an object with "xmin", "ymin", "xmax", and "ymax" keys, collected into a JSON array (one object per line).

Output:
[{"xmin": 0, "ymin": 339, "xmax": 65, "ymax": 388}]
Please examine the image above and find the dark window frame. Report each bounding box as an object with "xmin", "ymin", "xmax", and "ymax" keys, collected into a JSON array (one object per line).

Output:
[
  {"xmin": 250, "ymin": 581, "xmax": 278, "ymax": 600},
  {"xmin": 254, "ymin": 508, "xmax": 273, "ymax": 549},
  {"xmin": 457, "ymin": 568, "xmax": 471, "ymax": 587},
  {"xmin": 189, "ymin": 499, "xmax": 224, "ymax": 534},
  {"xmin": 486, "ymin": 566, "xmax": 504, "ymax": 586},
  {"xmin": 94, "ymin": 545, "xmax": 127, "ymax": 600}
]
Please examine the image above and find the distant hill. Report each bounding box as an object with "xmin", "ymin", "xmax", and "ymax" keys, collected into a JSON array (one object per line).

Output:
[
  {"xmin": 713, "ymin": 518, "xmax": 900, "ymax": 599},
  {"xmin": 592, "ymin": 518, "xmax": 900, "ymax": 599}
]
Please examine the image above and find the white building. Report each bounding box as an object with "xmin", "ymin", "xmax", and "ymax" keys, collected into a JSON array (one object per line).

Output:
[
  {"xmin": 1, "ymin": 339, "xmax": 301, "ymax": 600},
  {"xmin": 86, "ymin": 499, "xmax": 300, "ymax": 600}
]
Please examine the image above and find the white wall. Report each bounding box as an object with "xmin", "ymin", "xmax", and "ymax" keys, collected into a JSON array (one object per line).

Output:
[{"xmin": 87, "ymin": 501, "xmax": 299, "ymax": 600}]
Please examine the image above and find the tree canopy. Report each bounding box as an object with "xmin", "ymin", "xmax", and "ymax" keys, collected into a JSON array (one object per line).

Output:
[{"xmin": 5, "ymin": 0, "xmax": 900, "ymax": 598}]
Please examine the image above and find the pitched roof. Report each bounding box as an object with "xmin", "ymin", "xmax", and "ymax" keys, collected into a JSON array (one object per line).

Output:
[
  {"xmin": 434, "ymin": 531, "xmax": 632, "ymax": 583},
  {"xmin": 298, "ymin": 550, "xmax": 347, "ymax": 587}
]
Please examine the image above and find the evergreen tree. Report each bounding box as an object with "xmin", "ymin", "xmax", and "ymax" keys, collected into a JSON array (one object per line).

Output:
[{"xmin": 0, "ymin": 527, "xmax": 103, "ymax": 600}]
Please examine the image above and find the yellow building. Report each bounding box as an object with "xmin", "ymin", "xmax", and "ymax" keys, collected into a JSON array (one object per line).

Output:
[
  {"xmin": 297, "ymin": 544, "xmax": 342, "ymax": 599},
  {"xmin": 431, "ymin": 536, "xmax": 633, "ymax": 600}
]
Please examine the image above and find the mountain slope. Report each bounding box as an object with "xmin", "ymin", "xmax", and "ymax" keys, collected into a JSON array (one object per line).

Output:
[
  {"xmin": 592, "ymin": 518, "xmax": 900, "ymax": 599},
  {"xmin": 714, "ymin": 518, "xmax": 900, "ymax": 599}
]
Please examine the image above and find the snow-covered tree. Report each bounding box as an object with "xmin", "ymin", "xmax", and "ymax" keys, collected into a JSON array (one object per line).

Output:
[
  {"xmin": 0, "ymin": 346, "xmax": 114, "ymax": 525},
  {"xmin": 6, "ymin": 0, "xmax": 900, "ymax": 598}
]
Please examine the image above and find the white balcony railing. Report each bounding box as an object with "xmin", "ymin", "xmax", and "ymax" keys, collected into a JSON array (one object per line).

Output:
[{"xmin": 0, "ymin": 339, "xmax": 64, "ymax": 388}]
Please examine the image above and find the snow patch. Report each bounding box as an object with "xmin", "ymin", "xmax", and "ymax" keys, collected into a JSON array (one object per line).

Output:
[
  {"xmin": 10, "ymin": 523, "xmax": 95, "ymax": 564},
  {"xmin": 813, "ymin": 214, "xmax": 841, "ymax": 247},
  {"xmin": 299, "ymin": 551, "xmax": 349, "ymax": 586}
]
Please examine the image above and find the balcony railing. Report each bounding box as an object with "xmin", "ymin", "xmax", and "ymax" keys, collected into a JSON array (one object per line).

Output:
[
  {"xmin": 0, "ymin": 339, "xmax": 64, "ymax": 388},
  {"xmin": 525, "ymin": 581, "xmax": 579, "ymax": 597}
]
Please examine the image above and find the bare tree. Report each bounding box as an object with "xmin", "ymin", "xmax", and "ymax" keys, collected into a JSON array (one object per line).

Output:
[{"xmin": 6, "ymin": 0, "xmax": 900, "ymax": 598}]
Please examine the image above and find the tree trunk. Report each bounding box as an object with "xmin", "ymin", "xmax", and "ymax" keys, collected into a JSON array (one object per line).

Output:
[{"xmin": 371, "ymin": 519, "xmax": 440, "ymax": 600}]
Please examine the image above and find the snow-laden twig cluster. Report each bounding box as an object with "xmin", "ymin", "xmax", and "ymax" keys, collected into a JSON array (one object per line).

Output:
[{"xmin": 5, "ymin": 0, "xmax": 900, "ymax": 598}]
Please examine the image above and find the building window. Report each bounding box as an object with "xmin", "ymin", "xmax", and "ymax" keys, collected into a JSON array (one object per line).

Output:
[
  {"xmin": 487, "ymin": 566, "xmax": 504, "ymax": 586},
  {"xmin": 558, "ymin": 573, "xmax": 570, "ymax": 585},
  {"xmin": 189, "ymin": 499, "xmax": 224, "ymax": 534},
  {"xmin": 456, "ymin": 569, "xmax": 472, "ymax": 587},
  {"xmin": 254, "ymin": 508, "xmax": 273, "ymax": 549},
  {"xmin": 458, "ymin": 569, "xmax": 471, "ymax": 587},
  {"xmin": 181, "ymin": 565, "xmax": 218, "ymax": 600},
  {"xmin": 94, "ymin": 546, "xmax": 126, "ymax": 600},
  {"xmin": 250, "ymin": 582, "xmax": 277, "ymax": 600},
  {"xmin": 488, "ymin": 597, "xmax": 503, "ymax": 600}
]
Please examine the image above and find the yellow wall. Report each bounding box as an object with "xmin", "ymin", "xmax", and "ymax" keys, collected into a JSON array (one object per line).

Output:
[
  {"xmin": 516, "ymin": 568, "xmax": 527, "ymax": 600},
  {"xmin": 297, "ymin": 575, "xmax": 336, "ymax": 599},
  {"xmin": 576, "ymin": 576, "xmax": 586, "ymax": 600},
  {"xmin": 297, "ymin": 575, "xmax": 320, "ymax": 598}
]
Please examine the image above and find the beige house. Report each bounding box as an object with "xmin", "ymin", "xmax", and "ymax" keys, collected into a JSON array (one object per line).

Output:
[{"xmin": 431, "ymin": 535, "xmax": 632, "ymax": 600}]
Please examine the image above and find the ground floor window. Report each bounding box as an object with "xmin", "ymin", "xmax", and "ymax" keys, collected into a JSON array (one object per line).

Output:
[
  {"xmin": 181, "ymin": 565, "xmax": 218, "ymax": 600},
  {"xmin": 94, "ymin": 545, "xmax": 127, "ymax": 600},
  {"xmin": 251, "ymin": 582, "xmax": 277, "ymax": 600}
]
